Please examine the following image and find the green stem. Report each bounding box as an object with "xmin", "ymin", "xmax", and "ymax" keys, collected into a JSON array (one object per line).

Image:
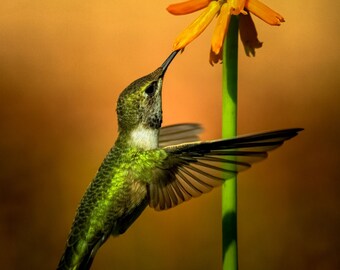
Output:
[{"xmin": 222, "ymin": 15, "xmax": 239, "ymax": 270}]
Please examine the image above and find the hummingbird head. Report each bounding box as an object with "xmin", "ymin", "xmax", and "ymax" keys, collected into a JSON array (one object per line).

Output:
[{"xmin": 116, "ymin": 51, "xmax": 178, "ymax": 148}]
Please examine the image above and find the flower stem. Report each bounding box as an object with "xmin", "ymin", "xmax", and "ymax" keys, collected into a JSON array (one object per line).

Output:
[{"xmin": 222, "ymin": 15, "xmax": 238, "ymax": 270}]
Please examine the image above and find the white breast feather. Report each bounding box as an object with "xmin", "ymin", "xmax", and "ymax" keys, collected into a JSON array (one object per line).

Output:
[{"xmin": 130, "ymin": 125, "xmax": 158, "ymax": 150}]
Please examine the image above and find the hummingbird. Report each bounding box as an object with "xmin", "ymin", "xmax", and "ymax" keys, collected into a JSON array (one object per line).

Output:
[{"xmin": 57, "ymin": 50, "xmax": 302, "ymax": 269}]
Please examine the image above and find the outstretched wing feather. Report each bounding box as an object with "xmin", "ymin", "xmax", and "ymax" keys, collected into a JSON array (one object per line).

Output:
[
  {"xmin": 159, "ymin": 123, "xmax": 203, "ymax": 147},
  {"xmin": 148, "ymin": 128, "xmax": 302, "ymax": 211}
]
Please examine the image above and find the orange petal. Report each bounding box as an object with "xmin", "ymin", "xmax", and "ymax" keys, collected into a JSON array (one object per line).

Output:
[
  {"xmin": 245, "ymin": 0, "xmax": 284, "ymax": 25},
  {"xmin": 211, "ymin": 3, "xmax": 232, "ymax": 55},
  {"xmin": 239, "ymin": 13, "xmax": 263, "ymax": 56},
  {"xmin": 229, "ymin": 0, "xmax": 246, "ymax": 15},
  {"xmin": 209, "ymin": 46, "xmax": 223, "ymax": 66},
  {"xmin": 167, "ymin": 0, "xmax": 211, "ymax": 15},
  {"xmin": 173, "ymin": 1, "xmax": 220, "ymax": 50}
]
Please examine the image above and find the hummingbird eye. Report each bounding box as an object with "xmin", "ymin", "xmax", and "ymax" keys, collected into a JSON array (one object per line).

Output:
[{"xmin": 144, "ymin": 82, "xmax": 157, "ymax": 97}]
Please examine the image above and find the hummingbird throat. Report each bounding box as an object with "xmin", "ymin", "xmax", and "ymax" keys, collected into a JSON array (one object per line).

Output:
[{"xmin": 129, "ymin": 124, "xmax": 159, "ymax": 150}]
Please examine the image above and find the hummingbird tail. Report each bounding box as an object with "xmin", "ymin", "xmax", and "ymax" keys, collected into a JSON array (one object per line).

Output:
[{"xmin": 57, "ymin": 233, "xmax": 108, "ymax": 270}]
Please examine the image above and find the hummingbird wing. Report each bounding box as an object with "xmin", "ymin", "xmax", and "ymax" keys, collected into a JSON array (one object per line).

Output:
[
  {"xmin": 148, "ymin": 128, "xmax": 302, "ymax": 211},
  {"xmin": 159, "ymin": 123, "xmax": 203, "ymax": 147}
]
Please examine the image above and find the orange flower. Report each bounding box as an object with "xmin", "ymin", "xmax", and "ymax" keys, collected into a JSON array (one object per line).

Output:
[{"xmin": 167, "ymin": 0, "xmax": 284, "ymax": 64}]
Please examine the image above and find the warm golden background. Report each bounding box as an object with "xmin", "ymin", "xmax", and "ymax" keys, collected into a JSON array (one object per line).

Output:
[{"xmin": 1, "ymin": 0, "xmax": 339, "ymax": 269}]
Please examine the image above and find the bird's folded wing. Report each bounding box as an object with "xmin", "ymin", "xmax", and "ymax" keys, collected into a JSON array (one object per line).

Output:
[
  {"xmin": 148, "ymin": 128, "xmax": 303, "ymax": 211},
  {"xmin": 159, "ymin": 123, "xmax": 203, "ymax": 147}
]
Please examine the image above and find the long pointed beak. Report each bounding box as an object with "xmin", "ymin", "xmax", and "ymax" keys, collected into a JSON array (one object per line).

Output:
[{"xmin": 161, "ymin": 50, "xmax": 179, "ymax": 75}]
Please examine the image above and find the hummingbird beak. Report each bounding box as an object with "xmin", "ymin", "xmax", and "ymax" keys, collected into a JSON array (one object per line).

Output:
[{"xmin": 161, "ymin": 50, "xmax": 179, "ymax": 76}]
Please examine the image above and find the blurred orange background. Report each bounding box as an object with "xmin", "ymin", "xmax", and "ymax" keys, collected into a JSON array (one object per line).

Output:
[{"xmin": 0, "ymin": 1, "xmax": 339, "ymax": 269}]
